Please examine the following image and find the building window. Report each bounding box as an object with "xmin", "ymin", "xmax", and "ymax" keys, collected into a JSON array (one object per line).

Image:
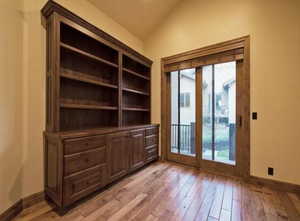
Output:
[{"xmin": 180, "ymin": 93, "xmax": 190, "ymax": 107}]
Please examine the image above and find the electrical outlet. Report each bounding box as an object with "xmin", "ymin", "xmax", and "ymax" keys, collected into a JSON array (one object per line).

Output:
[
  {"xmin": 252, "ymin": 112, "xmax": 257, "ymax": 120},
  {"xmin": 268, "ymin": 167, "xmax": 274, "ymax": 176}
]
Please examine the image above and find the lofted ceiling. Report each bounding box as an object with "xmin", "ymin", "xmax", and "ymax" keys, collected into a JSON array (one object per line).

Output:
[{"xmin": 87, "ymin": 0, "xmax": 182, "ymax": 40}]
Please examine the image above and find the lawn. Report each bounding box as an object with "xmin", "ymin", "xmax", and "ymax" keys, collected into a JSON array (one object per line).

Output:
[
  {"xmin": 216, "ymin": 149, "xmax": 229, "ymax": 158},
  {"xmin": 203, "ymin": 125, "xmax": 229, "ymax": 150}
]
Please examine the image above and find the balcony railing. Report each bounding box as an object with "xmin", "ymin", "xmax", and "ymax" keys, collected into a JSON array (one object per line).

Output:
[{"xmin": 171, "ymin": 123, "xmax": 195, "ymax": 156}]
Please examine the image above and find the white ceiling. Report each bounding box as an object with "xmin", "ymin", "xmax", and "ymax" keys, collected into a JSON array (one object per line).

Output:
[{"xmin": 87, "ymin": 0, "xmax": 182, "ymax": 40}]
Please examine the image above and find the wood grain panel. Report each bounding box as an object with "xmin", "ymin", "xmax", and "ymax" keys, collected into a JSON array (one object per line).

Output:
[
  {"xmin": 64, "ymin": 135, "xmax": 106, "ymax": 155},
  {"xmin": 64, "ymin": 147, "xmax": 106, "ymax": 176},
  {"xmin": 130, "ymin": 129, "xmax": 145, "ymax": 171},
  {"xmin": 63, "ymin": 165, "xmax": 106, "ymax": 206},
  {"xmin": 107, "ymin": 132, "xmax": 130, "ymax": 182}
]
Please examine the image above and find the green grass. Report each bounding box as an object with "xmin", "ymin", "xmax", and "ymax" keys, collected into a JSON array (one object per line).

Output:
[
  {"xmin": 203, "ymin": 125, "xmax": 229, "ymax": 143},
  {"xmin": 216, "ymin": 150, "xmax": 229, "ymax": 158}
]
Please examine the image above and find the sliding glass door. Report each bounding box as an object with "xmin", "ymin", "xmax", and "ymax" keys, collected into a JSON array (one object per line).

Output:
[
  {"xmin": 168, "ymin": 61, "xmax": 239, "ymax": 168},
  {"xmin": 163, "ymin": 37, "xmax": 250, "ymax": 176},
  {"xmin": 202, "ymin": 62, "xmax": 236, "ymax": 165}
]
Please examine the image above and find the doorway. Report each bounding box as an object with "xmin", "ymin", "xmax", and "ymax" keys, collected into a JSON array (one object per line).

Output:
[{"xmin": 161, "ymin": 36, "xmax": 250, "ymax": 177}]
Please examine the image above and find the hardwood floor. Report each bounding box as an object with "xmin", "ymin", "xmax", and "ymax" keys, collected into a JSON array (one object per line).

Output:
[{"xmin": 13, "ymin": 161, "xmax": 300, "ymax": 221}]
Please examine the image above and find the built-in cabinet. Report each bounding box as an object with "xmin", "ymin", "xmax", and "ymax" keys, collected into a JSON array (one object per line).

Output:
[
  {"xmin": 130, "ymin": 129, "xmax": 145, "ymax": 171},
  {"xmin": 42, "ymin": 0, "xmax": 159, "ymax": 210},
  {"xmin": 107, "ymin": 131, "xmax": 130, "ymax": 182}
]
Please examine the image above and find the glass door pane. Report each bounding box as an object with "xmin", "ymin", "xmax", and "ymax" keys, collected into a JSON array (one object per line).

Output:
[
  {"xmin": 202, "ymin": 62, "xmax": 236, "ymax": 165},
  {"xmin": 170, "ymin": 69, "xmax": 196, "ymax": 156},
  {"xmin": 179, "ymin": 69, "xmax": 196, "ymax": 156},
  {"xmin": 171, "ymin": 71, "xmax": 179, "ymax": 154},
  {"xmin": 214, "ymin": 62, "xmax": 236, "ymax": 164},
  {"xmin": 202, "ymin": 65, "xmax": 213, "ymax": 160}
]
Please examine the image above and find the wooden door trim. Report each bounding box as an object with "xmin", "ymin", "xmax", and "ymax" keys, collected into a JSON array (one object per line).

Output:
[
  {"xmin": 167, "ymin": 152, "xmax": 198, "ymax": 167},
  {"xmin": 196, "ymin": 67, "xmax": 202, "ymax": 167},
  {"xmin": 162, "ymin": 36, "xmax": 246, "ymax": 65},
  {"xmin": 161, "ymin": 36, "xmax": 250, "ymax": 177}
]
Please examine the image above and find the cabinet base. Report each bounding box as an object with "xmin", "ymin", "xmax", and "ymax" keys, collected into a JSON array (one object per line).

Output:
[{"xmin": 45, "ymin": 158, "xmax": 159, "ymax": 212}]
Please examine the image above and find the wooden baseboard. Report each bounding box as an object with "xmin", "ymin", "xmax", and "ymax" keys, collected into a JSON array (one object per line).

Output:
[
  {"xmin": 0, "ymin": 200, "xmax": 22, "ymax": 221},
  {"xmin": 249, "ymin": 176, "xmax": 300, "ymax": 194},
  {"xmin": 0, "ymin": 191, "xmax": 45, "ymax": 221},
  {"xmin": 22, "ymin": 191, "xmax": 45, "ymax": 209}
]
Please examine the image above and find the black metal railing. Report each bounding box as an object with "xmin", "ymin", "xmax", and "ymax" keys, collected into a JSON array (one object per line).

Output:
[{"xmin": 171, "ymin": 124, "xmax": 195, "ymax": 155}]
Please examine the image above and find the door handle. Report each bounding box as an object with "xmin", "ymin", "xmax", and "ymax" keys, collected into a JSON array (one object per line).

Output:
[{"xmin": 239, "ymin": 115, "xmax": 243, "ymax": 128}]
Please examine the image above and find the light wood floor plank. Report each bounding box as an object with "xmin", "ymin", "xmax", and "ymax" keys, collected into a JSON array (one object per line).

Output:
[
  {"xmin": 152, "ymin": 167, "xmax": 197, "ymax": 218},
  {"xmin": 129, "ymin": 165, "xmax": 188, "ymax": 221},
  {"xmin": 168, "ymin": 173, "xmax": 207, "ymax": 221},
  {"xmin": 155, "ymin": 169, "xmax": 199, "ymax": 219},
  {"xmin": 222, "ymin": 178, "xmax": 233, "ymax": 212},
  {"xmin": 181, "ymin": 173, "xmax": 215, "ymax": 221},
  {"xmin": 79, "ymin": 162, "xmax": 167, "ymax": 217},
  {"xmin": 209, "ymin": 176, "xmax": 226, "ymax": 219},
  {"xmin": 219, "ymin": 209, "xmax": 231, "ymax": 221},
  {"xmin": 194, "ymin": 175, "xmax": 218, "ymax": 221},
  {"xmin": 279, "ymin": 192, "xmax": 300, "ymax": 221},
  {"xmin": 288, "ymin": 193, "xmax": 300, "ymax": 214},
  {"xmin": 106, "ymin": 193, "xmax": 147, "ymax": 221},
  {"xmin": 231, "ymin": 179, "xmax": 242, "ymax": 221}
]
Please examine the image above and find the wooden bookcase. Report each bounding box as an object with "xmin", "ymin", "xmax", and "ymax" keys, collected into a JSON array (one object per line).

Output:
[
  {"xmin": 46, "ymin": 17, "xmax": 151, "ymax": 131},
  {"xmin": 42, "ymin": 0, "xmax": 159, "ymax": 210},
  {"xmin": 122, "ymin": 54, "xmax": 151, "ymax": 126}
]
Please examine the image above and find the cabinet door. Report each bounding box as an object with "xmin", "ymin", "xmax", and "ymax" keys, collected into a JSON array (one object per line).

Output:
[
  {"xmin": 107, "ymin": 132, "xmax": 130, "ymax": 182},
  {"xmin": 130, "ymin": 129, "xmax": 145, "ymax": 171}
]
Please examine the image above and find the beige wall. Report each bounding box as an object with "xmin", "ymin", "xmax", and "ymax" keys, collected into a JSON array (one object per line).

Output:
[
  {"xmin": 145, "ymin": 0, "xmax": 300, "ymax": 185},
  {"xmin": 1, "ymin": 0, "xmax": 144, "ymax": 214},
  {"xmin": 0, "ymin": 0, "xmax": 24, "ymax": 214}
]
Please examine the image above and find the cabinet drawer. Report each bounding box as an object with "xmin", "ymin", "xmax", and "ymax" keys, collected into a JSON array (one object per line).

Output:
[
  {"xmin": 130, "ymin": 129, "xmax": 145, "ymax": 136},
  {"xmin": 145, "ymin": 135, "xmax": 158, "ymax": 147},
  {"xmin": 64, "ymin": 135, "xmax": 106, "ymax": 155},
  {"xmin": 145, "ymin": 127, "xmax": 158, "ymax": 136},
  {"xmin": 64, "ymin": 147, "xmax": 106, "ymax": 176},
  {"xmin": 145, "ymin": 146, "xmax": 158, "ymax": 160},
  {"xmin": 63, "ymin": 165, "xmax": 106, "ymax": 206}
]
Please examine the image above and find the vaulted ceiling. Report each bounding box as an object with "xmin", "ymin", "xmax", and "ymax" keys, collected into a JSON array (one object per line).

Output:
[{"xmin": 87, "ymin": 0, "xmax": 182, "ymax": 40}]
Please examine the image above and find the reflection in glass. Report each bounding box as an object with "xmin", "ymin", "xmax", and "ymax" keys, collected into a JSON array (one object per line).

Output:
[
  {"xmin": 171, "ymin": 71, "xmax": 179, "ymax": 154},
  {"xmin": 202, "ymin": 62, "xmax": 236, "ymax": 165},
  {"xmin": 214, "ymin": 62, "xmax": 236, "ymax": 164},
  {"xmin": 202, "ymin": 65, "xmax": 213, "ymax": 160},
  {"xmin": 179, "ymin": 69, "xmax": 196, "ymax": 156},
  {"xmin": 170, "ymin": 69, "xmax": 196, "ymax": 156}
]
